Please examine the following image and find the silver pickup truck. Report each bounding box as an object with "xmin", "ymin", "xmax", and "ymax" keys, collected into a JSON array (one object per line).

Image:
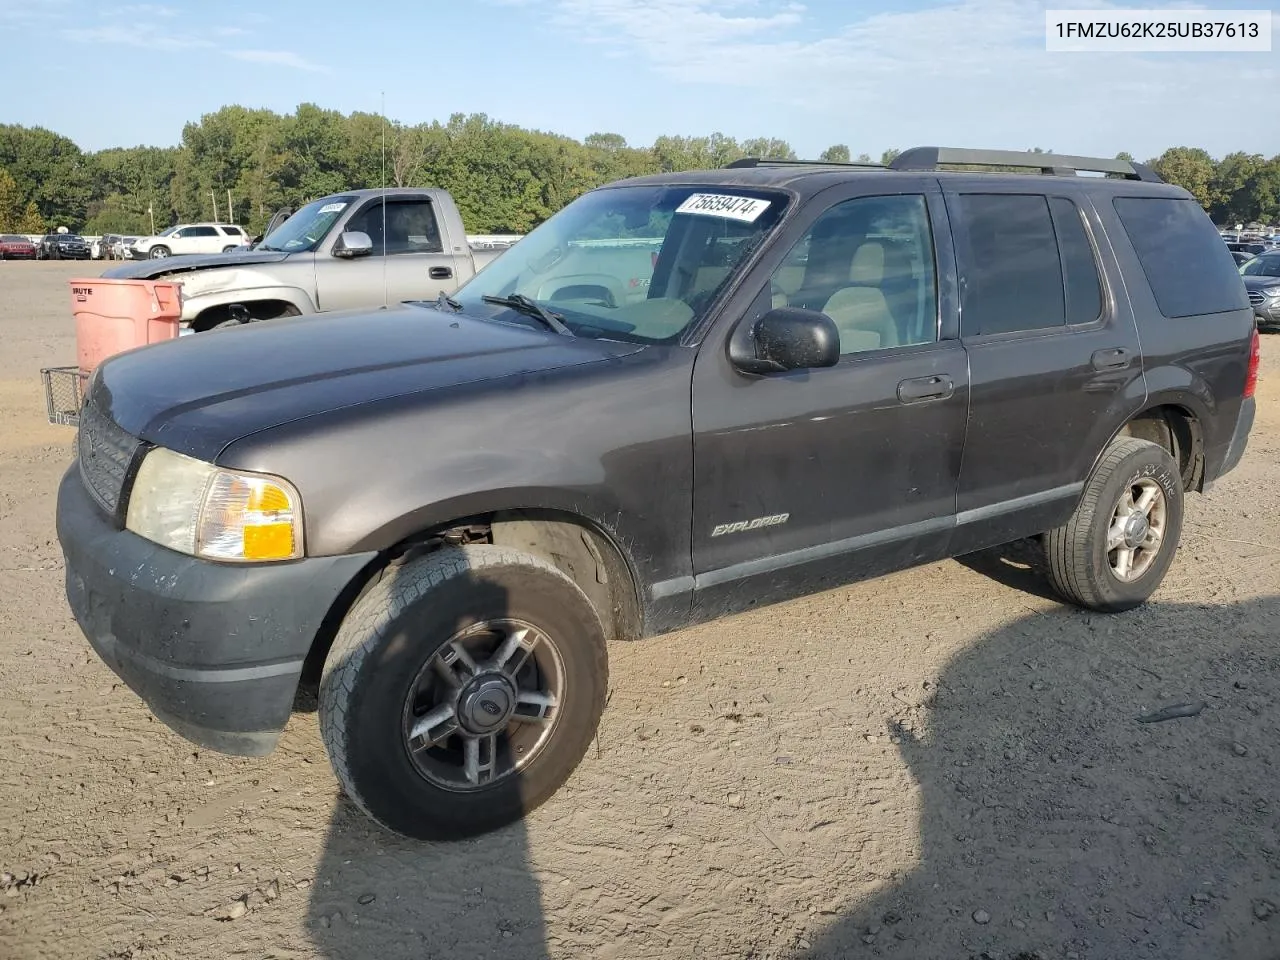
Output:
[{"xmin": 103, "ymin": 188, "xmax": 522, "ymax": 331}]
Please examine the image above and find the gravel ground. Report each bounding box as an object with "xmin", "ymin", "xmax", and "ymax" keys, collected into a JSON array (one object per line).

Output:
[{"xmin": 1, "ymin": 261, "xmax": 1277, "ymax": 960}]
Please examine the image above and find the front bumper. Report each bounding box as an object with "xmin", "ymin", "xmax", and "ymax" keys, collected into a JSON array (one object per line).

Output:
[
  {"xmin": 56, "ymin": 466, "xmax": 376, "ymax": 756},
  {"xmin": 1253, "ymin": 298, "xmax": 1280, "ymax": 326}
]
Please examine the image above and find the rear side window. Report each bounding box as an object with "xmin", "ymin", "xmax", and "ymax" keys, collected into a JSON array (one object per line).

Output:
[
  {"xmin": 1049, "ymin": 197, "xmax": 1103, "ymax": 326},
  {"xmin": 953, "ymin": 194, "xmax": 1064, "ymax": 336},
  {"xmin": 1113, "ymin": 197, "xmax": 1249, "ymax": 318}
]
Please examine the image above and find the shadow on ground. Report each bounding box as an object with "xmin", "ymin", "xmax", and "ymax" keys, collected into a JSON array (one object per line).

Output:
[{"xmin": 798, "ymin": 593, "xmax": 1280, "ymax": 960}]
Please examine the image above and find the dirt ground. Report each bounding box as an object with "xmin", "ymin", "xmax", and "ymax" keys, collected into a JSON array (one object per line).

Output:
[{"xmin": 1, "ymin": 260, "xmax": 1278, "ymax": 960}]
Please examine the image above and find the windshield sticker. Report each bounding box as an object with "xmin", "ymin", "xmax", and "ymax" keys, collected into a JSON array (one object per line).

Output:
[
  {"xmin": 675, "ymin": 194, "xmax": 771, "ymax": 223},
  {"xmin": 318, "ymin": 202, "xmax": 347, "ymax": 214}
]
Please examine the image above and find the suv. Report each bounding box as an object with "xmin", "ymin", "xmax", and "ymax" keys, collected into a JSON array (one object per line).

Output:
[
  {"xmin": 128, "ymin": 223, "xmax": 249, "ymax": 259},
  {"xmin": 56, "ymin": 147, "xmax": 1258, "ymax": 841},
  {"xmin": 38, "ymin": 232, "xmax": 91, "ymax": 260}
]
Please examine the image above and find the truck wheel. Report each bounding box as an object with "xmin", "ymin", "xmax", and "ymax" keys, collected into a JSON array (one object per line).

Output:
[
  {"xmin": 1043, "ymin": 437, "xmax": 1183, "ymax": 613},
  {"xmin": 149, "ymin": 245, "xmax": 170, "ymax": 259},
  {"xmin": 319, "ymin": 544, "xmax": 609, "ymax": 840}
]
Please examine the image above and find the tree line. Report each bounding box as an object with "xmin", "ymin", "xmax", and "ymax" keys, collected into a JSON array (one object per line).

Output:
[{"xmin": 0, "ymin": 105, "xmax": 1276, "ymax": 237}]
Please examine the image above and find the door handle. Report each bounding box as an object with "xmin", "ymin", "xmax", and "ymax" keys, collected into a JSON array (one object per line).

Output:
[
  {"xmin": 1091, "ymin": 347, "xmax": 1131, "ymax": 371},
  {"xmin": 429, "ymin": 266, "xmax": 453, "ymax": 280},
  {"xmin": 897, "ymin": 375, "xmax": 954, "ymax": 403}
]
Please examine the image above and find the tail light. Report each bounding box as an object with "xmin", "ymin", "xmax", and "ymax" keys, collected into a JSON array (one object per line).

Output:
[{"xmin": 1244, "ymin": 328, "xmax": 1260, "ymax": 399}]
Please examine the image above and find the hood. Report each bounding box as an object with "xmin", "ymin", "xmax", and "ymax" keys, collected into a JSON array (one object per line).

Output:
[
  {"xmin": 93, "ymin": 304, "xmax": 645, "ymax": 462},
  {"xmin": 103, "ymin": 249, "xmax": 293, "ymax": 280},
  {"xmin": 1242, "ymin": 275, "xmax": 1280, "ymax": 292}
]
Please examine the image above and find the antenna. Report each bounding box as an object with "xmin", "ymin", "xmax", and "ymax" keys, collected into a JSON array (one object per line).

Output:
[{"xmin": 381, "ymin": 90, "xmax": 389, "ymax": 309}]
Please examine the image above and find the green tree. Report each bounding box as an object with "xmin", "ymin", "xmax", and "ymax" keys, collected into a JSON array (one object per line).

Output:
[
  {"xmin": 819, "ymin": 144, "xmax": 850, "ymax": 163},
  {"xmin": 1115, "ymin": 151, "xmax": 1135, "ymax": 162},
  {"xmin": 880, "ymin": 148, "xmax": 901, "ymax": 166},
  {"xmin": 0, "ymin": 124, "xmax": 95, "ymax": 228},
  {"xmin": 584, "ymin": 132, "xmax": 627, "ymax": 152},
  {"xmin": 740, "ymin": 137, "xmax": 796, "ymax": 161},
  {"xmin": 16, "ymin": 200, "xmax": 45, "ymax": 233},
  {"xmin": 0, "ymin": 168, "xmax": 21, "ymax": 230},
  {"xmin": 1153, "ymin": 146, "xmax": 1218, "ymax": 208}
]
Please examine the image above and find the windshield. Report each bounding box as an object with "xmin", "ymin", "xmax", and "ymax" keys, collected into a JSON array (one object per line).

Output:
[
  {"xmin": 1241, "ymin": 253, "xmax": 1280, "ymax": 278},
  {"xmin": 0, "ymin": 235, "xmax": 23, "ymax": 242},
  {"xmin": 449, "ymin": 185, "xmax": 788, "ymax": 343},
  {"xmin": 158, "ymin": 226, "xmax": 178, "ymax": 237},
  {"xmin": 258, "ymin": 196, "xmax": 355, "ymax": 252}
]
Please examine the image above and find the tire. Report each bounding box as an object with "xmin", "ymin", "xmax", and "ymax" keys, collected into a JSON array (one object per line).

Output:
[
  {"xmin": 222, "ymin": 245, "xmax": 237, "ymax": 253},
  {"xmin": 1043, "ymin": 437, "xmax": 1183, "ymax": 613},
  {"xmin": 149, "ymin": 245, "xmax": 170, "ymax": 259},
  {"xmin": 319, "ymin": 544, "xmax": 609, "ymax": 840}
]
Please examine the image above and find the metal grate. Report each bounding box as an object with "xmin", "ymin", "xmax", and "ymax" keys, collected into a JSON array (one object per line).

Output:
[
  {"xmin": 77, "ymin": 400, "xmax": 142, "ymax": 522},
  {"xmin": 41, "ymin": 366, "xmax": 86, "ymax": 427},
  {"xmin": 1249, "ymin": 291, "xmax": 1265, "ymax": 307}
]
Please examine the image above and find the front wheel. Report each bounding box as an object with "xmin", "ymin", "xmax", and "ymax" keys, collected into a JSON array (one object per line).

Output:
[
  {"xmin": 319, "ymin": 544, "xmax": 609, "ymax": 840},
  {"xmin": 1043, "ymin": 437, "xmax": 1184, "ymax": 612},
  {"xmin": 149, "ymin": 245, "xmax": 170, "ymax": 259}
]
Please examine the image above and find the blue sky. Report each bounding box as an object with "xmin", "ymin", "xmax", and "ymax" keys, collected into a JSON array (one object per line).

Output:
[{"xmin": 1, "ymin": 0, "xmax": 1277, "ymax": 160}]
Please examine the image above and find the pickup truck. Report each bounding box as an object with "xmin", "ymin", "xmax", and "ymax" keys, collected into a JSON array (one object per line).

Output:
[{"xmin": 102, "ymin": 187, "xmax": 522, "ymax": 331}]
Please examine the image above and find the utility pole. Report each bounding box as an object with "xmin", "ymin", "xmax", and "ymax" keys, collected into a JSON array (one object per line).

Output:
[
  {"xmin": 227, "ymin": 189, "xmax": 234, "ymax": 223},
  {"xmin": 211, "ymin": 189, "xmax": 218, "ymax": 222}
]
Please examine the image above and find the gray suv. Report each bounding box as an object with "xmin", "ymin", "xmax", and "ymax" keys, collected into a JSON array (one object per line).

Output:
[{"xmin": 56, "ymin": 147, "xmax": 1257, "ymax": 841}]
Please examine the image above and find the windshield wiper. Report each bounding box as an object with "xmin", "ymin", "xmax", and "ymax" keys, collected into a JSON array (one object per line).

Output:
[
  {"xmin": 482, "ymin": 294, "xmax": 575, "ymax": 337},
  {"xmin": 435, "ymin": 291, "xmax": 464, "ymax": 312}
]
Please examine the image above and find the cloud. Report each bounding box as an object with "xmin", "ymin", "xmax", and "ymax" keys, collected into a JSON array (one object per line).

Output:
[
  {"xmin": 214, "ymin": 25, "xmax": 249, "ymax": 37},
  {"xmin": 229, "ymin": 49, "xmax": 329, "ymax": 73},
  {"xmin": 64, "ymin": 23, "xmax": 214, "ymax": 49},
  {"xmin": 0, "ymin": 0, "xmax": 69, "ymax": 24},
  {"xmin": 102, "ymin": 4, "xmax": 178, "ymax": 17},
  {"xmin": 531, "ymin": 0, "xmax": 1279, "ymax": 158}
]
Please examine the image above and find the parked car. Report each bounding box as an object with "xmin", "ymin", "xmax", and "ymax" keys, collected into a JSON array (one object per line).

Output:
[
  {"xmin": 38, "ymin": 233, "xmax": 91, "ymax": 260},
  {"xmin": 1232, "ymin": 250, "xmax": 1256, "ymax": 266},
  {"xmin": 1227, "ymin": 242, "xmax": 1268, "ymax": 258},
  {"xmin": 0, "ymin": 234, "xmax": 38, "ymax": 259},
  {"xmin": 104, "ymin": 189, "xmax": 522, "ymax": 331},
  {"xmin": 56, "ymin": 147, "xmax": 1257, "ymax": 841},
  {"xmin": 1241, "ymin": 250, "xmax": 1280, "ymax": 329},
  {"xmin": 111, "ymin": 236, "xmax": 138, "ymax": 260},
  {"xmin": 127, "ymin": 223, "xmax": 251, "ymax": 260},
  {"xmin": 91, "ymin": 234, "xmax": 114, "ymax": 259}
]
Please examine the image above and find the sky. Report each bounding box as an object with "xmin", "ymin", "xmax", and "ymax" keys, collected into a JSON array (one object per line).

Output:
[{"xmin": 1, "ymin": 0, "xmax": 1277, "ymax": 161}]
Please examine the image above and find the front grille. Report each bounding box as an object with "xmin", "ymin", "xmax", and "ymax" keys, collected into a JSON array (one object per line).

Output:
[
  {"xmin": 77, "ymin": 401, "xmax": 142, "ymax": 522},
  {"xmin": 1249, "ymin": 291, "xmax": 1266, "ymax": 307}
]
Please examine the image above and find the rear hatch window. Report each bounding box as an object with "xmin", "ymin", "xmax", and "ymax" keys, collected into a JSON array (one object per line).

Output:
[{"xmin": 1113, "ymin": 197, "xmax": 1248, "ymax": 318}]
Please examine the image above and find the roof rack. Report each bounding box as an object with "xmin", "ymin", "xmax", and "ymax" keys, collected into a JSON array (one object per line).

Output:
[
  {"xmin": 725, "ymin": 157, "xmax": 885, "ymax": 170},
  {"xmin": 888, "ymin": 146, "xmax": 1163, "ymax": 183}
]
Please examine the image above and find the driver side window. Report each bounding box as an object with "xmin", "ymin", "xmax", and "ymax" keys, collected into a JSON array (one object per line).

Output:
[
  {"xmin": 771, "ymin": 195, "xmax": 938, "ymax": 356},
  {"xmin": 345, "ymin": 199, "xmax": 443, "ymax": 256}
]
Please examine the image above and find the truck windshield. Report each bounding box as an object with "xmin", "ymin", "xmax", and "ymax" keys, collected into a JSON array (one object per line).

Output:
[
  {"xmin": 450, "ymin": 185, "xmax": 789, "ymax": 344},
  {"xmin": 258, "ymin": 196, "xmax": 356, "ymax": 252}
]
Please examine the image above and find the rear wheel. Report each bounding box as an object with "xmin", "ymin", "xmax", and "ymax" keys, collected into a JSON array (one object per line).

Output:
[
  {"xmin": 1044, "ymin": 438, "xmax": 1183, "ymax": 612},
  {"xmin": 319, "ymin": 545, "xmax": 609, "ymax": 840}
]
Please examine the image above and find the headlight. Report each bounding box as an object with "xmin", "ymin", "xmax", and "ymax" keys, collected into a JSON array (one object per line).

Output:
[
  {"xmin": 125, "ymin": 447, "xmax": 304, "ymax": 562},
  {"xmin": 1266, "ymin": 287, "xmax": 1280, "ymax": 299}
]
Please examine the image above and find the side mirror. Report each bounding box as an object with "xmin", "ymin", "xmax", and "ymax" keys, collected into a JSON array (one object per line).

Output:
[
  {"xmin": 731, "ymin": 307, "xmax": 840, "ymax": 374},
  {"xmin": 333, "ymin": 231, "xmax": 374, "ymax": 259}
]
